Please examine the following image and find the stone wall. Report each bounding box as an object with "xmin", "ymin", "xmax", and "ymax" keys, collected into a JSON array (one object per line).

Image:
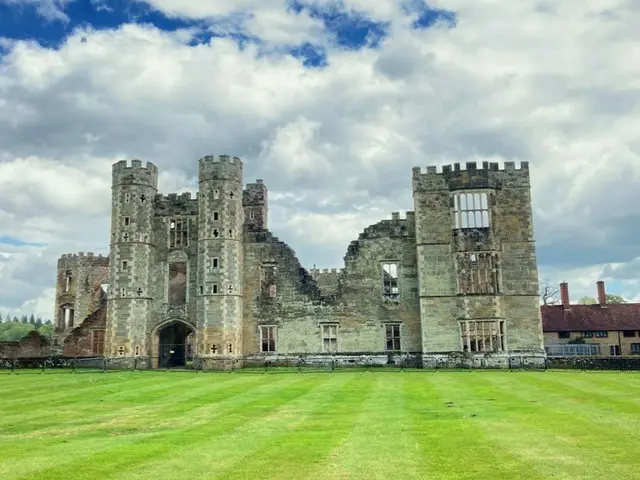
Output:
[
  {"xmin": 63, "ymin": 306, "xmax": 106, "ymax": 357},
  {"xmin": 54, "ymin": 252, "xmax": 109, "ymax": 349}
]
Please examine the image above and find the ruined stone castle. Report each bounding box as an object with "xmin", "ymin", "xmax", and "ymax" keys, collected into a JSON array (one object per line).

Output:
[{"xmin": 54, "ymin": 155, "xmax": 544, "ymax": 369}]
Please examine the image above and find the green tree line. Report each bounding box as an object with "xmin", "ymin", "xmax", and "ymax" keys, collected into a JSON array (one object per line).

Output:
[{"xmin": 0, "ymin": 313, "xmax": 53, "ymax": 342}]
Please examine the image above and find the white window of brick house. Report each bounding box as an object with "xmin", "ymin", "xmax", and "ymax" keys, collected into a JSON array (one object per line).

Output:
[
  {"xmin": 381, "ymin": 263, "xmax": 399, "ymax": 299},
  {"xmin": 385, "ymin": 324, "xmax": 401, "ymax": 351},
  {"xmin": 321, "ymin": 324, "xmax": 338, "ymax": 353},
  {"xmin": 260, "ymin": 325, "xmax": 277, "ymax": 352},
  {"xmin": 453, "ymin": 192, "xmax": 490, "ymax": 229},
  {"xmin": 460, "ymin": 320, "xmax": 505, "ymax": 352}
]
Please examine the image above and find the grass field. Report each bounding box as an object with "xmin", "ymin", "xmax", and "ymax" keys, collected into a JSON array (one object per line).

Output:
[{"xmin": 1, "ymin": 371, "xmax": 640, "ymax": 480}]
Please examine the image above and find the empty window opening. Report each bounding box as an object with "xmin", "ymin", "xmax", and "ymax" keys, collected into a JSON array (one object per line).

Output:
[
  {"xmin": 62, "ymin": 306, "xmax": 75, "ymax": 329},
  {"xmin": 213, "ymin": 229, "xmax": 219, "ymax": 238},
  {"xmin": 65, "ymin": 270, "xmax": 72, "ymax": 292},
  {"xmin": 124, "ymin": 217, "xmax": 130, "ymax": 226},
  {"xmin": 250, "ymin": 211, "xmax": 255, "ymax": 219},
  {"xmin": 260, "ymin": 326, "xmax": 277, "ymax": 352},
  {"xmin": 461, "ymin": 320, "xmax": 505, "ymax": 353},
  {"xmin": 213, "ymin": 212, "xmax": 219, "ymax": 221},
  {"xmin": 453, "ymin": 192, "xmax": 490, "ymax": 229},
  {"xmin": 212, "ymin": 284, "xmax": 218, "ymax": 294},
  {"xmin": 213, "ymin": 190, "xmax": 219, "ymax": 200},
  {"xmin": 122, "ymin": 260, "xmax": 128, "ymax": 270},
  {"xmin": 200, "ymin": 285, "xmax": 204, "ymax": 295},
  {"xmin": 91, "ymin": 330, "xmax": 105, "ymax": 355},
  {"xmin": 382, "ymin": 263, "xmax": 399, "ymax": 299},
  {"xmin": 457, "ymin": 252, "xmax": 500, "ymax": 295},
  {"xmin": 322, "ymin": 324, "xmax": 338, "ymax": 353},
  {"xmin": 386, "ymin": 324, "xmax": 401, "ymax": 351},
  {"xmin": 169, "ymin": 218, "xmax": 189, "ymax": 248},
  {"xmin": 212, "ymin": 258, "xmax": 219, "ymax": 268}
]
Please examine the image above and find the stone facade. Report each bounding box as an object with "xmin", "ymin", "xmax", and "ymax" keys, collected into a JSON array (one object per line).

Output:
[
  {"xmin": 55, "ymin": 156, "xmax": 545, "ymax": 369},
  {"xmin": 53, "ymin": 252, "xmax": 109, "ymax": 350}
]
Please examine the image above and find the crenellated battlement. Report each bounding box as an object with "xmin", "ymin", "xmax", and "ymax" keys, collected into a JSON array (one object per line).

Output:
[
  {"xmin": 412, "ymin": 161, "xmax": 529, "ymax": 177},
  {"xmin": 199, "ymin": 154, "xmax": 244, "ymax": 183},
  {"xmin": 154, "ymin": 192, "xmax": 199, "ymax": 216},
  {"xmin": 112, "ymin": 159, "xmax": 158, "ymax": 188},
  {"xmin": 58, "ymin": 252, "xmax": 110, "ymax": 267},
  {"xmin": 412, "ymin": 161, "xmax": 530, "ymax": 191}
]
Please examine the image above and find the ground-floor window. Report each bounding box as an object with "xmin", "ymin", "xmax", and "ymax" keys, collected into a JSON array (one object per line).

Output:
[
  {"xmin": 460, "ymin": 320, "xmax": 505, "ymax": 353},
  {"xmin": 631, "ymin": 343, "xmax": 640, "ymax": 354},
  {"xmin": 92, "ymin": 330, "xmax": 105, "ymax": 355},
  {"xmin": 321, "ymin": 324, "xmax": 338, "ymax": 353},
  {"xmin": 260, "ymin": 325, "xmax": 277, "ymax": 352},
  {"xmin": 385, "ymin": 324, "xmax": 401, "ymax": 351}
]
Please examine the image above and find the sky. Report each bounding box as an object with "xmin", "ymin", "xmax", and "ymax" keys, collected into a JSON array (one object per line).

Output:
[{"xmin": 0, "ymin": 0, "xmax": 639, "ymax": 319}]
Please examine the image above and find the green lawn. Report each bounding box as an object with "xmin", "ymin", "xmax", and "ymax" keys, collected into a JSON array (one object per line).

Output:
[{"xmin": 1, "ymin": 371, "xmax": 639, "ymax": 480}]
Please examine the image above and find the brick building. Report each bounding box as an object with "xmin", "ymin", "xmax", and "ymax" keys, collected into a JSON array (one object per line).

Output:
[
  {"xmin": 55, "ymin": 156, "xmax": 544, "ymax": 369},
  {"xmin": 542, "ymin": 281, "xmax": 640, "ymax": 356},
  {"xmin": 0, "ymin": 331, "xmax": 51, "ymax": 359}
]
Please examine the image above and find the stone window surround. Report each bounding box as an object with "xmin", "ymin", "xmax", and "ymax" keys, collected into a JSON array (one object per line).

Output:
[
  {"xmin": 451, "ymin": 189, "xmax": 493, "ymax": 229},
  {"xmin": 259, "ymin": 325, "xmax": 277, "ymax": 353},
  {"xmin": 320, "ymin": 322, "xmax": 339, "ymax": 353},
  {"xmin": 459, "ymin": 319, "xmax": 506, "ymax": 353},
  {"xmin": 381, "ymin": 261, "xmax": 400, "ymax": 299},
  {"xmin": 385, "ymin": 323, "xmax": 402, "ymax": 351}
]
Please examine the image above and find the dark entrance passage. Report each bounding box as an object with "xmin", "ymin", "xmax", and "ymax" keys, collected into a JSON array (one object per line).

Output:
[{"xmin": 158, "ymin": 322, "xmax": 194, "ymax": 368}]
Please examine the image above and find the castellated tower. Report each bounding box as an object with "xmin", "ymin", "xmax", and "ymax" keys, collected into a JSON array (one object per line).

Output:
[
  {"xmin": 106, "ymin": 160, "xmax": 158, "ymax": 359},
  {"xmin": 243, "ymin": 179, "xmax": 268, "ymax": 231},
  {"xmin": 53, "ymin": 252, "xmax": 109, "ymax": 350},
  {"xmin": 412, "ymin": 161, "xmax": 544, "ymax": 366},
  {"xmin": 196, "ymin": 155, "xmax": 244, "ymax": 366}
]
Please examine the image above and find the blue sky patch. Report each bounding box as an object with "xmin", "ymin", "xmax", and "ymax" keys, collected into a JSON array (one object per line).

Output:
[
  {"xmin": 0, "ymin": 236, "xmax": 47, "ymax": 248},
  {"xmin": 402, "ymin": 1, "xmax": 458, "ymax": 29}
]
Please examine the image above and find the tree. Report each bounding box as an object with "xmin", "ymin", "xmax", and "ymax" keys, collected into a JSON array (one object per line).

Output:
[
  {"xmin": 578, "ymin": 294, "xmax": 627, "ymax": 304},
  {"xmin": 539, "ymin": 280, "xmax": 559, "ymax": 305},
  {"xmin": 29, "ymin": 314, "xmax": 35, "ymax": 324}
]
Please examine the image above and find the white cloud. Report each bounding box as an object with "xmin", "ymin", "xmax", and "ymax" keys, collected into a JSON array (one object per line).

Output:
[{"xmin": 1, "ymin": 0, "xmax": 640, "ymax": 319}]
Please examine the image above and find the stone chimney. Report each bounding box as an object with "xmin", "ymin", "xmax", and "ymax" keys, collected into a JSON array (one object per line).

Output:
[
  {"xmin": 560, "ymin": 282, "xmax": 570, "ymax": 308},
  {"xmin": 597, "ymin": 280, "xmax": 606, "ymax": 307}
]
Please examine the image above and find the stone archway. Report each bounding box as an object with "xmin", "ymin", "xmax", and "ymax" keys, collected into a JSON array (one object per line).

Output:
[{"xmin": 156, "ymin": 320, "xmax": 195, "ymax": 368}]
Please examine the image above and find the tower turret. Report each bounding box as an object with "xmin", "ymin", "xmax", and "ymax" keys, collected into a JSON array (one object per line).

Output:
[
  {"xmin": 196, "ymin": 155, "xmax": 244, "ymax": 366},
  {"xmin": 106, "ymin": 160, "xmax": 158, "ymax": 362}
]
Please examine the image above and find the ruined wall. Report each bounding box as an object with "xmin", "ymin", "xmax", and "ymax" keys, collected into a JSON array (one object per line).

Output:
[
  {"xmin": 0, "ymin": 331, "xmax": 51, "ymax": 358},
  {"xmin": 243, "ymin": 179, "xmax": 268, "ymax": 232},
  {"xmin": 242, "ymin": 211, "xmax": 421, "ymax": 356},
  {"xmin": 54, "ymin": 252, "xmax": 109, "ymax": 348},
  {"xmin": 63, "ymin": 306, "xmax": 106, "ymax": 357},
  {"xmin": 412, "ymin": 161, "xmax": 543, "ymax": 357}
]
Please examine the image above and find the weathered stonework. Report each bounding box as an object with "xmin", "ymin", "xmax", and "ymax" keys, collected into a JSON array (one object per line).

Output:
[{"xmin": 55, "ymin": 156, "xmax": 545, "ymax": 369}]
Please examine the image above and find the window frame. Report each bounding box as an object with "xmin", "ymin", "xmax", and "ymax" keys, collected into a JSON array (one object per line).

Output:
[
  {"xmin": 460, "ymin": 320, "xmax": 505, "ymax": 353},
  {"xmin": 259, "ymin": 325, "xmax": 277, "ymax": 353},
  {"xmin": 452, "ymin": 191, "xmax": 491, "ymax": 229},
  {"xmin": 321, "ymin": 323, "xmax": 338, "ymax": 353},
  {"xmin": 381, "ymin": 262, "xmax": 400, "ymax": 300},
  {"xmin": 385, "ymin": 323, "xmax": 401, "ymax": 352}
]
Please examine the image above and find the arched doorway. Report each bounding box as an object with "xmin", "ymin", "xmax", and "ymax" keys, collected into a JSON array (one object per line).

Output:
[{"xmin": 157, "ymin": 321, "xmax": 195, "ymax": 368}]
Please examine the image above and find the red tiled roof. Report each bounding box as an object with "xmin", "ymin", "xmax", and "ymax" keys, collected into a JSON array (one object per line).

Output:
[{"xmin": 541, "ymin": 303, "xmax": 640, "ymax": 332}]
